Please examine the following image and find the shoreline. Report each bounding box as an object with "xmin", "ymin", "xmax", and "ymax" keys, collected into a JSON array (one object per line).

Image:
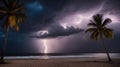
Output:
[{"xmin": 2, "ymin": 53, "xmax": 120, "ymax": 61}]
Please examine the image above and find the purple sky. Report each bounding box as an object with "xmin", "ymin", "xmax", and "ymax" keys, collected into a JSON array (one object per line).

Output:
[{"xmin": 0, "ymin": 0, "xmax": 120, "ymax": 54}]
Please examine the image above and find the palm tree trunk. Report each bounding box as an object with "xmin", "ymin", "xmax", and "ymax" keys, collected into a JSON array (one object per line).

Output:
[
  {"xmin": 0, "ymin": 27, "xmax": 9, "ymax": 63},
  {"xmin": 101, "ymin": 39, "xmax": 112, "ymax": 62}
]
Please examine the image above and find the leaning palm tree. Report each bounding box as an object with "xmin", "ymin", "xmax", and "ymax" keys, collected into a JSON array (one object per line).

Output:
[
  {"xmin": 85, "ymin": 14, "xmax": 113, "ymax": 62},
  {"xmin": 0, "ymin": 0, "xmax": 26, "ymax": 63}
]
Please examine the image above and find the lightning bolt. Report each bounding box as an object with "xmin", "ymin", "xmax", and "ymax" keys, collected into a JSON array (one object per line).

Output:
[{"xmin": 43, "ymin": 39, "xmax": 48, "ymax": 54}]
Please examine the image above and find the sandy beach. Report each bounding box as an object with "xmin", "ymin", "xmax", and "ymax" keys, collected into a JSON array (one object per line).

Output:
[{"xmin": 0, "ymin": 58, "xmax": 120, "ymax": 67}]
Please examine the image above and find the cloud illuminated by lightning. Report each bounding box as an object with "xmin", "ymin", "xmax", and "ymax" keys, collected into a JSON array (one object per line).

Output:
[{"xmin": 59, "ymin": 1, "xmax": 119, "ymax": 29}]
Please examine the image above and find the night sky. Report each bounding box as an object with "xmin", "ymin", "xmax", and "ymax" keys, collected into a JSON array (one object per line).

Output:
[{"xmin": 0, "ymin": 0, "xmax": 120, "ymax": 54}]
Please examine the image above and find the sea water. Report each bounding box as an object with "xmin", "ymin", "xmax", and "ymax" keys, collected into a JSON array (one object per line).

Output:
[{"xmin": 4, "ymin": 53, "xmax": 120, "ymax": 60}]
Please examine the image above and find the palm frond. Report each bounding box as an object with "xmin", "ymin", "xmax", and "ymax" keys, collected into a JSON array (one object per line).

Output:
[
  {"xmin": 0, "ymin": 6, "xmax": 7, "ymax": 11},
  {"xmin": 12, "ymin": 6, "xmax": 25, "ymax": 13},
  {"xmin": 15, "ymin": 13, "xmax": 26, "ymax": 23},
  {"xmin": 0, "ymin": 0, "xmax": 26, "ymax": 31},
  {"xmin": 90, "ymin": 31, "xmax": 99, "ymax": 40},
  {"xmin": 12, "ymin": 0, "xmax": 18, "ymax": 9},
  {"xmin": 103, "ymin": 28, "xmax": 113, "ymax": 39},
  {"xmin": 1, "ymin": 0, "xmax": 9, "ymax": 8},
  {"xmin": 93, "ymin": 14, "xmax": 103, "ymax": 26},
  {"xmin": 88, "ymin": 20, "xmax": 97, "ymax": 27},
  {"xmin": 85, "ymin": 28, "xmax": 97, "ymax": 33},
  {"xmin": 105, "ymin": 28, "xmax": 113, "ymax": 31},
  {"xmin": 102, "ymin": 18, "xmax": 112, "ymax": 26},
  {"xmin": 9, "ymin": 0, "xmax": 18, "ymax": 9},
  {"xmin": 0, "ymin": 2, "xmax": 8, "ymax": 14},
  {"xmin": 8, "ymin": 15, "xmax": 17, "ymax": 28},
  {"xmin": 0, "ymin": 10, "xmax": 7, "ymax": 14},
  {"xmin": 86, "ymin": 14, "xmax": 114, "ymax": 40},
  {"xmin": 15, "ymin": 24, "xmax": 19, "ymax": 31}
]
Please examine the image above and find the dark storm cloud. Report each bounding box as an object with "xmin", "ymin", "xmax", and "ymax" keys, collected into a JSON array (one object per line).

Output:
[
  {"xmin": 20, "ymin": 0, "xmax": 120, "ymax": 33},
  {"xmin": 34, "ymin": 23, "xmax": 84, "ymax": 38},
  {"xmin": 19, "ymin": 0, "xmax": 70, "ymax": 33},
  {"xmin": 1, "ymin": 0, "xmax": 120, "ymax": 53}
]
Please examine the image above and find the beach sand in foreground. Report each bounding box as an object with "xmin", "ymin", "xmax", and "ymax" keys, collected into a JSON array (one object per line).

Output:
[{"xmin": 0, "ymin": 58, "xmax": 120, "ymax": 67}]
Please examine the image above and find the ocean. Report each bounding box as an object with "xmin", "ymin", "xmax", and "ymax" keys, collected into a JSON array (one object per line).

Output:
[{"xmin": 4, "ymin": 53, "xmax": 120, "ymax": 60}]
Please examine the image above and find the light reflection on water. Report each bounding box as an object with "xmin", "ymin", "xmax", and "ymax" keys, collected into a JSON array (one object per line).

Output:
[{"xmin": 5, "ymin": 53, "xmax": 120, "ymax": 60}]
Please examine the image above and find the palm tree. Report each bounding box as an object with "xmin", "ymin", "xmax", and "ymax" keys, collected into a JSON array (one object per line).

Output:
[
  {"xmin": 85, "ymin": 14, "xmax": 113, "ymax": 62},
  {"xmin": 0, "ymin": 0, "xmax": 26, "ymax": 63}
]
